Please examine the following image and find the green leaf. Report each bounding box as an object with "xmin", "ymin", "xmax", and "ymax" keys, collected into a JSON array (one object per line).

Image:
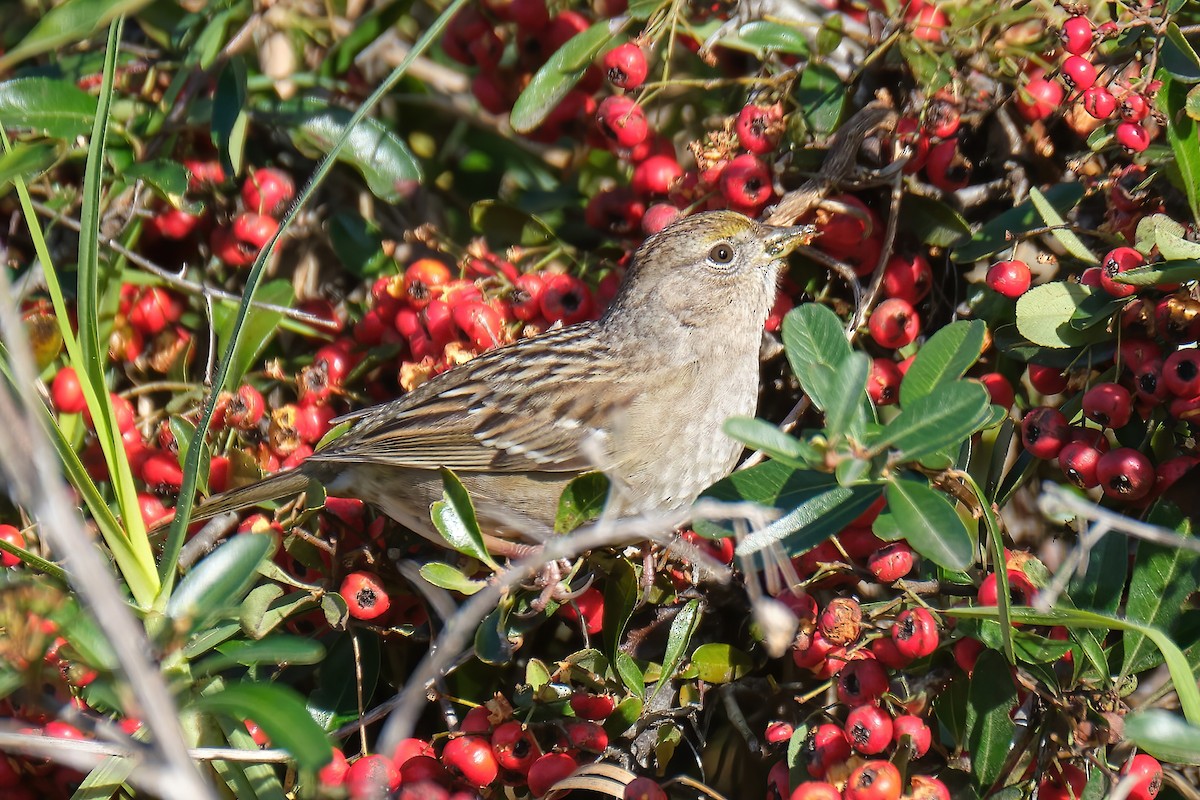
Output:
[
  {"xmin": 0, "ymin": 77, "xmax": 98, "ymax": 139},
  {"xmin": 815, "ymin": 14, "xmax": 843, "ymax": 57},
  {"xmin": 510, "ymin": 20, "xmax": 623, "ymax": 133},
  {"xmin": 953, "ymin": 183, "xmax": 1085, "ymax": 263},
  {"xmin": 1121, "ymin": 502, "xmax": 1199, "ymax": 675},
  {"xmin": 1068, "ymin": 531, "xmax": 1128, "ymax": 615},
  {"xmin": 192, "ymin": 682, "xmax": 332, "ymax": 770},
  {"xmin": 1161, "ymin": 23, "xmax": 1200, "ymax": 83},
  {"xmin": 554, "ymin": 472, "xmax": 610, "ymax": 534},
  {"xmin": 781, "ymin": 304, "xmax": 863, "ymax": 434},
  {"xmin": 734, "ymin": 21, "xmax": 811, "ymax": 56},
  {"xmin": 825, "ymin": 352, "xmax": 869, "ymax": 440},
  {"xmin": 474, "ymin": 606, "xmax": 513, "ymax": 665},
  {"xmin": 734, "ymin": 477, "xmax": 881, "ymax": 558},
  {"xmin": 239, "ymin": 585, "xmax": 318, "ymax": 639},
  {"xmin": 881, "ymin": 477, "xmax": 974, "ymax": 570},
  {"xmin": 898, "ymin": 194, "xmax": 971, "ymax": 248},
  {"xmin": 965, "ymin": 649, "xmax": 1017, "ymax": 790},
  {"xmin": 1125, "ymin": 710, "xmax": 1200, "ymax": 765},
  {"xmin": 287, "ymin": 106, "xmax": 420, "ymax": 202},
  {"xmin": 470, "ymin": 200, "xmax": 556, "ymax": 247},
  {"xmin": 327, "ymin": 211, "xmax": 387, "ymax": 277},
  {"xmin": 192, "ymin": 637, "xmax": 325, "ymax": 678},
  {"xmin": 307, "ymin": 634, "xmax": 379, "ymax": 731},
  {"xmin": 690, "ymin": 643, "xmax": 753, "ymax": 684},
  {"xmin": 1163, "ymin": 74, "xmax": 1200, "ymax": 225},
  {"xmin": 603, "ymin": 559, "xmax": 639, "ymax": 662},
  {"xmin": 167, "ymin": 534, "xmax": 274, "ymax": 631},
  {"xmin": 212, "ymin": 58, "xmax": 248, "ymax": 178},
  {"xmin": 0, "ymin": 142, "xmax": 57, "ymax": 193},
  {"xmin": 211, "ymin": 280, "xmax": 292, "ymax": 389},
  {"xmin": 431, "ymin": 468, "xmax": 498, "ymax": 568},
  {"xmin": 1115, "ymin": 259, "xmax": 1200, "ymax": 286},
  {"xmin": 723, "ymin": 417, "xmax": 811, "ymax": 468},
  {"xmin": 1015, "ymin": 281, "xmax": 1109, "ymax": 348},
  {"xmin": 0, "ymin": 0, "xmax": 152, "ymax": 70},
  {"xmin": 792, "ymin": 63, "xmax": 846, "ymax": 137},
  {"xmin": 872, "ymin": 380, "xmax": 992, "ymax": 464},
  {"xmin": 614, "ymin": 652, "xmax": 645, "ymax": 699},
  {"xmin": 1134, "ymin": 213, "xmax": 1200, "ymax": 260},
  {"xmin": 123, "ymin": 159, "xmax": 191, "ymax": 207},
  {"xmin": 418, "ymin": 562, "xmax": 485, "ymax": 595},
  {"xmin": 661, "ymin": 599, "xmax": 701, "ymax": 683},
  {"xmin": 1028, "ymin": 186, "xmax": 1098, "ymax": 264},
  {"xmin": 898, "ymin": 320, "xmax": 986, "ymax": 407}
]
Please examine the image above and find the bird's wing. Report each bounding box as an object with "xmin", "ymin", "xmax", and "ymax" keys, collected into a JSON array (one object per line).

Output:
[{"xmin": 310, "ymin": 323, "xmax": 635, "ymax": 473}]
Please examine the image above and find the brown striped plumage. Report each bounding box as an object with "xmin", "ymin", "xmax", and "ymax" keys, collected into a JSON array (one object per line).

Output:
[{"xmin": 188, "ymin": 211, "xmax": 812, "ymax": 549}]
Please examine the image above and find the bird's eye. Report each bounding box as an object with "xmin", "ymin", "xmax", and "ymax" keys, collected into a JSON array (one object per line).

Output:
[{"xmin": 708, "ymin": 243, "xmax": 735, "ymax": 265}]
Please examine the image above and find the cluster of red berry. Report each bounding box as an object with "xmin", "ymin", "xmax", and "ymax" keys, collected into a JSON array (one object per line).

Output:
[
  {"xmin": 313, "ymin": 692, "xmax": 665, "ymax": 799},
  {"xmin": 1014, "ymin": 14, "xmax": 1156, "ymax": 153}
]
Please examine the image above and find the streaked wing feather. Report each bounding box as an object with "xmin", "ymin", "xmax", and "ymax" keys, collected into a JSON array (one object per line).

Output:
[{"xmin": 310, "ymin": 323, "xmax": 621, "ymax": 473}]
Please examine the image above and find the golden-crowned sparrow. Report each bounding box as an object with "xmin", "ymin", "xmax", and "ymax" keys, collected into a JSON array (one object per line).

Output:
[{"xmin": 189, "ymin": 210, "xmax": 811, "ymax": 547}]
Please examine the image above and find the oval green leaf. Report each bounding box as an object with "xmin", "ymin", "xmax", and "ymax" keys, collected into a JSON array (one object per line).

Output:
[
  {"xmin": 433, "ymin": 468, "xmax": 497, "ymax": 568},
  {"xmin": 289, "ymin": 107, "xmax": 420, "ymax": 201},
  {"xmin": 1015, "ymin": 281, "xmax": 1108, "ymax": 348},
  {"xmin": 167, "ymin": 534, "xmax": 274, "ymax": 630},
  {"xmin": 874, "ymin": 381, "xmax": 992, "ymax": 464},
  {"xmin": 882, "ymin": 477, "xmax": 974, "ymax": 570},
  {"xmin": 899, "ymin": 320, "xmax": 986, "ymax": 407},
  {"xmin": 691, "ymin": 643, "xmax": 753, "ymax": 684},
  {"xmin": 1125, "ymin": 710, "xmax": 1200, "ymax": 765},
  {"xmin": 0, "ymin": 76, "xmax": 97, "ymax": 139},
  {"xmin": 510, "ymin": 20, "xmax": 622, "ymax": 134},
  {"xmin": 192, "ymin": 682, "xmax": 332, "ymax": 770}
]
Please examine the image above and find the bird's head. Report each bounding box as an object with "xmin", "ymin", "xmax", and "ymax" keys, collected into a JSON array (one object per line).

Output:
[{"xmin": 603, "ymin": 210, "xmax": 813, "ymax": 336}]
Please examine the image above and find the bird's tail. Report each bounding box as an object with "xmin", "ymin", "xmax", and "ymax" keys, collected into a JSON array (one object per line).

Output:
[{"xmin": 151, "ymin": 469, "xmax": 315, "ymax": 532}]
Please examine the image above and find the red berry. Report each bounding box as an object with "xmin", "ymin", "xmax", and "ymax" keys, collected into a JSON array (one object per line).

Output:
[
  {"xmin": 452, "ymin": 301, "xmax": 506, "ymax": 351},
  {"xmin": 241, "ymin": 167, "xmax": 295, "ymax": 216},
  {"xmin": 564, "ymin": 719, "xmax": 608, "ymax": 752},
  {"xmin": 345, "ymin": 754, "xmax": 401, "ymax": 795},
  {"xmin": 147, "ymin": 206, "xmax": 204, "ymax": 240},
  {"xmin": 1121, "ymin": 753, "xmax": 1163, "ymax": 800},
  {"xmin": 892, "ymin": 607, "xmax": 940, "ymax": 659},
  {"xmin": 870, "ymin": 635, "xmax": 913, "ymax": 668},
  {"xmin": 490, "ymin": 721, "xmax": 541, "ymax": 774},
  {"xmin": 868, "ymin": 298, "xmax": 919, "ymax": 348},
  {"xmin": 539, "ymin": 273, "xmax": 593, "ymax": 324},
  {"xmin": 0, "ymin": 525, "xmax": 25, "ymax": 568},
  {"xmin": 986, "ymin": 259, "xmax": 1031, "ymax": 298},
  {"xmin": 1120, "ymin": 93, "xmax": 1151, "ymax": 122},
  {"xmin": 892, "ymin": 714, "xmax": 932, "ymax": 757},
  {"xmin": 442, "ymin": 735, "xmax": 498, "ymax": 787},
  {"xmin": 1116, "ymin": 121, "xmax": 1151, "ymax": 153},
  {"xmin": 631, "ymin": 154, "xmax": 683, "ymax": 196},
  {"xmin": 601, "ymin": 42, "xmax": 648, "ymax": 89},
  {"xmin": 1028, "ymin": 363, "xmax": 1069, "ymax": 395},
  {"xmin": 625, "ymin": 777, "xmax": 668, "ymax": 800},
  {"xmin": 1039, "ymin": 763, "xmax": 1087, "ymax": 800},
  {"xmin": 1061, "ymin": 16, "xmax": 1094, "ymax": 55},
  {"xmin": 882, "ymin": 253, "xmax": 932, "ymax": 304},
  {"xmin": 908, "ymin": 4, "xmax": 948, "ymax": 41},
  {"xmin": 403, "ymin": 258, "xmax": 451, "ymax": 309},
  {"xmin": 803, "ymin": 723, "xmax": 851, "ymax": 779},
  {"xmin": 765, "ymin": 721, "xmax": 794, "ymax": 744},
  {"xmin": 909, "ymin": 775, "xmax": 952, "ymax": 800},
  {"xmin": 1021, "ymin": 406, "xmax": 1070, "ymax": 459},
  {"xmin": 953, "ymin": 636, "xmax": 984, "ymax": 674},
  {"xmin": 128, "ymin": 287, "xmax": 183, "ymax": 336},
  {"xmin": 1164, "ymin": 349, "xmax": 1200, "ymax": 398},
  {"xmin": 641, "ymin": 202, "xmax": 682, "ymax": 235},
  {"xmin": 844, "ymin": 760, "xmax": 902, "ymax": 800},
  {"xmin": 924, "ymin": 137, "xmax": 970, "ymax": 192},
  {"xmin": 720, "ymin": 153, "xmax": 773, "ymax": 209},
  {"xmin": 569, "ymin": 692, "xmax": 615, "ymax": 721},
  {"xmin": 978, "ymin": 568, "xmax": 1037, "ymax": 606},
  {"xmin": 339, "ymin": 571, "xmax": 391, "ymax": 620},
  {"xmin": 558, "ymin": 584, "xmax": 604, "ymax": 633},
  {"xmin": 140, "ymin": 450, "xmax": 184, "ymax": 489},
  {"xmin": 50, "ymin": 366, "xmax": 87, "ymax": 414},
  {"xmin": 596, "ymin": 95, "xmax": 649, "ymax": 149},
  {"xmin": 818, "ymin": 597, "xmax": 863, "ymax": 645},
  {"xmin": 1082, "ymin": 86, "xmax": 1117, "ymax": 119},
  {"xmin": 867, "ymin": 357, "xmax": 903, "ymax": 406},
  {"xmin": 1096, "ymin": 447, "xmax": 1155, "ymax": 502},
  {"xmin": 868, "ymin": 541, "xmax": 915, "ymax": 582},
  {"xmin": 735, "ymin": 103, "xmax": 784, "ymax": 154},
  {"xmin": 836, "ymin": 658, "xmax": 890, "ymax": 706},
  {"xmin": 526, "ymin": 752, "xmax": 575, "ymax": 797},
  {"xmin": 1060, "ymin": 55, "xmax": 1097, "ymax": 93},
  {"xmin": 925, "ymin": 96, "xmax": 961, "ymax": 138},
  {"xmin": 844, "ymin": 705, "xmax": 894, "ymax": 755},
  {"xmin": 979, "ymin": 372, "xmax": 1015, "ymax": 409},
  {"xmin": 1058, "ymin": 441, "xmax": 1104, "ymax": 489},
  {"xmin": 1015, "ymin": 77, "xmax": 1064, "ymax": 121},
  {"xmin": 318, "ymin": 748, "xmax": 350, "ymax": 787},
  {"xmin": 790, "ymin": 782, "xmax": 842, "ymax": 800},
  {"xmin": 1083, "ymin": 382, "xmax": 1133, "ymax": 428}
]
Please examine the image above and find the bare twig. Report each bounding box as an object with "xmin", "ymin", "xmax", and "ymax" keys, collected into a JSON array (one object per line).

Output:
[{"xmin": 0, "ymin": 254, "xmax": 215, "ymax": 799}]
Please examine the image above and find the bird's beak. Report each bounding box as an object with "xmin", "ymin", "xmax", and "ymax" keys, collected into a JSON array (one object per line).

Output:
[{"xmin": 763, "ymin": 223, "xmax": 817, "ymax": 258}]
